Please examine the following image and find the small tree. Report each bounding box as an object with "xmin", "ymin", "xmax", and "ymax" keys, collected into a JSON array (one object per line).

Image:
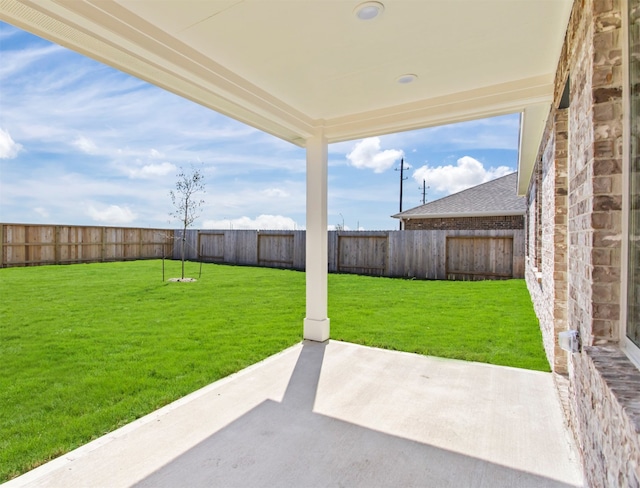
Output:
[{"xmin": 170, "ymin": 165, "xmax": 206, "ymax": 279}]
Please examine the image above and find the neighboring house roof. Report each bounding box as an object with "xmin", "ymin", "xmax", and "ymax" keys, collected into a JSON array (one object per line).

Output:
[{"xmin": 392, "ymin": 172, "xmax": 525, "ymax": 220}]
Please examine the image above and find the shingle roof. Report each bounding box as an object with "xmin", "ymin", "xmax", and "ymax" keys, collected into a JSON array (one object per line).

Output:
[{"xmin": 392, "ymin": 172, "xmax": 525, "ymax": 219}]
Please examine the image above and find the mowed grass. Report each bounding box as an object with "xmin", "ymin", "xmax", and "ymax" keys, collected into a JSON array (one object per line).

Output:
[
  {"xmin": 330, "ymin": 274, "xmax": 548, "ymax": 370},
  {"xmin": 0, "ymin": 260, "xmax": 548, "ymax": 481}
]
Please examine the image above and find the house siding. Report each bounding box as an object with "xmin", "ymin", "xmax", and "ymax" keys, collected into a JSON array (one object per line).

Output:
[{"xmin": 526, "ymin": 0, "xmax": 640, "ymax": 485}]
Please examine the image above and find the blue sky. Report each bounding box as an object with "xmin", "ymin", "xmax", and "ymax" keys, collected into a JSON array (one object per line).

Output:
[{"xmin": 0, "ymin": 21, "xmax": 520, "ymax": 231}]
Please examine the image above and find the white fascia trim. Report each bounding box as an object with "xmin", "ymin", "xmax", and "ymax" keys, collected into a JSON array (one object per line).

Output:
[
  {"xmin": 2, "ymin": 0, "xmax": 315, "ymax": 146},
  {"xmin": 517, "ymin": 103, "xmax": 552, "ymax": 195},
  {"xmin": 321, "ymin": 76, "xmax": 554, "ymax": 144},
  {"xmin": 395, "ymin": 211, "xmax": 526, "ymax": 220}
]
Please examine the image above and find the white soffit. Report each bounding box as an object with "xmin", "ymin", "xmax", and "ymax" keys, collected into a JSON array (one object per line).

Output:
[{"xmin": 1, "ymin": 0, "xmax": 573, "ymax": 147}]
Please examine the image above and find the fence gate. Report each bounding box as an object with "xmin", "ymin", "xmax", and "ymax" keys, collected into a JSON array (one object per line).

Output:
[
  {"xmin": 446, "ymin": 236, "xmax": 513, "ymax": 280},
  {"xmin": 337, "ymin": 235, "xmax": 388, "ymax": 276},
  {"xmin": 198, "ymin": 233, "xmax": 225, "ymax": 262},
  {"xmin": 257, "ymin": 233, "xmax": 294, "ymax": 268}
]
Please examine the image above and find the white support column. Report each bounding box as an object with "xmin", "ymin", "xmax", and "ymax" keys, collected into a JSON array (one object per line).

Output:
[{"xmin": 304, "ymin": 131, "xmax": 330, "ymax": 342}]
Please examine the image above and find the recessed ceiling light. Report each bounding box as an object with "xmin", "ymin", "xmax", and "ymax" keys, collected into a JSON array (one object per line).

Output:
[
  {"xmin": 354, "ymin": 1, "xmax": 384, "ymax": 20},
  {"xmin": 396, "ymin": 74, "xmax": 418, "ymax": 84}
]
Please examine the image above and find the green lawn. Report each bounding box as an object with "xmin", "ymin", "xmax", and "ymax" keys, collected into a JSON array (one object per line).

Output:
[
  {"xmin": 0, "ymin": 260, "xmax": 547, "ymax": 481},
  {"xmin": 330, "ymin": 274, "xmax": 547, "ymax": 369}
]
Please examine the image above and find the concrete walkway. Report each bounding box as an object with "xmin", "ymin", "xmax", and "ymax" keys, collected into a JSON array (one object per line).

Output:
[{"xmin": 6, "ymin": 341, "xmax": 584, "ymax": 488}]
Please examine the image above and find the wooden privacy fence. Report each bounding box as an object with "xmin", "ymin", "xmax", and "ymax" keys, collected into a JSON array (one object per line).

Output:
[
  {"xmin": 1, "ymin": 224, "xmax": 524, "ymax": 279},
  {"xmin": 0, "ymin": 223, "xmax": 174, "ymax": 267},
  {"xmin": 190, "ymin": 230, "xmax": 306, "ymax": 269},
  {"xmin": 178, "ymin": 228, "xmax": 525, "ymax": 280},
  {"xmin": 445, "ymin": 236, "xmax": 514, "ymax": 280}
]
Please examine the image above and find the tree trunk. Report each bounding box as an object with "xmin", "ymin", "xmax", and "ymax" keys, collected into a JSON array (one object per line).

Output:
[
  {"xmin": 181, "ymin": 201, "xmax": 188, "ymax": 279},
  {"xmin": 181, "ymin": 230, "xmax": 186, "ymax": 279}
]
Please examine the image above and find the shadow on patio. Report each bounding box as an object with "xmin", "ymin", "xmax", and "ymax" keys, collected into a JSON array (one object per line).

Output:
[{"xmin": 7, "ymin": 341, "xmax": 584, "ymax": 488}]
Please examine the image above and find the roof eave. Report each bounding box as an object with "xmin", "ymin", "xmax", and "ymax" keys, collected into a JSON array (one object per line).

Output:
[
  {"xmin": 517, "ymin": 103, "xmax": 552, "ymax": 195},
  {"xmin": 322, "ymin": 76, "xmax": 554, "ymax": 144},
  {"xmin": 393, "ymin": 210, "xmax": 526, "ymax": 220},
  {"xmin": 0, "ymin": 0, "xmax": 315, "ymax": 147},
  {"xmin": 0, "ymin": 0, "xmax": 560, "ymax": 149}
]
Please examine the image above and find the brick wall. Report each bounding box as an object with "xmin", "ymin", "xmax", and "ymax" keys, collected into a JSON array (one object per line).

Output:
[
  {"xmin": 403, "ymin": 215, "xmax": 524, "ymax": 231},
  {"xmin": 526, "ymin": 180, "xmax": 538, "ymax": 267},
  {"xmin": 574, "ymin": 347, "xmax": 640, "ymax": 487},
  {"xmin": 525, "ymin": 0, "xmax": 640, "ymax": 485},
  {"xmin": 527, "ymin": 110, "xmax": 569, "ymax": 375}
]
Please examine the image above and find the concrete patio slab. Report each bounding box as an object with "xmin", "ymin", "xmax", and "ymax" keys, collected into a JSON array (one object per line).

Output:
[{"xmin": 5, "ymin": 340, "xmax": 584, "ymax": 488}]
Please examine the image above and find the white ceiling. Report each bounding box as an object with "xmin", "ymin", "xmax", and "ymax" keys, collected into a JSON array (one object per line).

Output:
[{"xmin": 1, "ymin": 0, "xmax": 574, "ymax": 191}]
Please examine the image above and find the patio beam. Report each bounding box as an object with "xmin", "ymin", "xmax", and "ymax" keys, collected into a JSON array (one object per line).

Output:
[{"xmin": 303, "ymin": 131, "xmax": 330, "ymax": 342}]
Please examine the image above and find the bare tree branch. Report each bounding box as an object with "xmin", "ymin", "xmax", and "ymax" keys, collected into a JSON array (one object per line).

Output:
[{"xmin": 169, "ymin": 165, "xmax": 206, "ymax": 279}]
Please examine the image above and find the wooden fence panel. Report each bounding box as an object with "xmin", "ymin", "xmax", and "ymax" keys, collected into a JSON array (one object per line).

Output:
[
  {"xmin": 222, "ymin": 231, "xmax": 237, "ymax": 263},
  {"xmin": 446, "ymin": 236, "xmax": 513, "ymax": 280},
  {"xmin": 102, "ymin": 227, "xmax": 119, "ymax": 261},
  {"xmin": 337, "ymin": 234, "xmax": 388, "ymax": 276},
  {"xmin": 328, "ymin": 231, "xmax": 339, "ymax": 273},
  {"xmin": 234, "ymin": 230, "xmax": 259, "ymax": 266},
  {"xmin": 140, "ymin": 229, "xmax": 171, "ymax": 259},
  {"xmin": 389, "ymin": 230, "xmax": 441, "ymax": 279},
  {"xmin": 512, "ymin": 230, "xmax": 525, "ymax": 278},
  {"xmin": 258, "ymin": 233, "xmax": 294, "ymax": 268},
  {"xmin": 101, "ymin": 227, "xmax": 124, "ymax": 261},
  {"xmin": 292, "ymin": 231, "xmax": 306, "ymax": 270},
  {"xmin": 4, "ymin": 225, "xmax": 26, "ymax": 265},
  {"xmin": 181, "ymin": 230, "xmax": 301, "ymax": 271},
  {"xmin": 83, "ymin": 226, "xmax": 103, "ymax": 261},
  {"xmin": 57, "ymin": 226, "xmax": 75, "ymax": 263},
  {"xmin": 123, "ymin": 228, "xmax": 139, "ymax": 259},
  {"xmin": 198, "ymin": 233, "xmax": 225, "ymax": 262},
  {"xmin": 1, "ymin": 224, "xmax": 174, "ymax": 267}
]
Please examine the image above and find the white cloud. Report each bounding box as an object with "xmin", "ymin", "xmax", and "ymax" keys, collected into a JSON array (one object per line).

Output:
[
  {"xmin": 374, "ymin": 114, "xmax": 520, "ymax": 152},
  {"xmin": 0, "ymin": 44, "xmax": 64, "ymax": 78},
  {"xmin": 72, "ymin": 136, "xmax": 98, "ymax": 154},
  {"xmin": 412, "ymin": 156, "xmax": 512, "ymax": 195},
  {"xmin": 149, "ymin": 149, "xmax": 164, "ymax": 159},
  {"xmin": 202, "ymin": 214, "xmax": 299, "ymax": 230},
  {"xmin": 0, "ymin": 128, "xmax": 22, "ymax": 159},
  {"xmin": 126, "ymin": 162, "xmax": 177, "ymax": 179},
  {"xmin": 346, "ymin": 137, "xmax": 404, "ymax": 173},
  {"xmin": 33, "ymin": 207, "xmax": 49, "ymax": 218},
  {"xmin": 87, "ymin": 204, "xmax": 136, "ymax": 224},
  {"xmin": 262, "ymin": 188, "xmax": 289, "ymax": 198}
]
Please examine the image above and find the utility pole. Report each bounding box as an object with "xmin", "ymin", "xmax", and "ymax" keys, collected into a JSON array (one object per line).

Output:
[
  {"xmin": 395, "ymin": 157, "xmax": 410, "ymax": 230},
  {"xmin": 420, "ymin": 179, "xmax": 429, "ymax": 205}
]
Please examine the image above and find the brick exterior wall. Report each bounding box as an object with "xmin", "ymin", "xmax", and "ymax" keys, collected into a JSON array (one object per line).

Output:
[
  {"xmin": 525, "ymin": 0, "xmax": 640, "ymax": 485},
  {"xmin": 527, "ymin": 110, "xmax": 569, "ymax": 375},
  {"xmin": 575, "ymin": 347, "xmax": 640, "ymax": 487},
  {"xmin": 403, "ymin": 215, "xmax": 524, "ymax": 231}
]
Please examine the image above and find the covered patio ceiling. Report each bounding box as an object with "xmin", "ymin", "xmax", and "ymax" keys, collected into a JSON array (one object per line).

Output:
[{"xmin": 1, "ymin": 0, "xmax": 573, "ymax": 194}]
